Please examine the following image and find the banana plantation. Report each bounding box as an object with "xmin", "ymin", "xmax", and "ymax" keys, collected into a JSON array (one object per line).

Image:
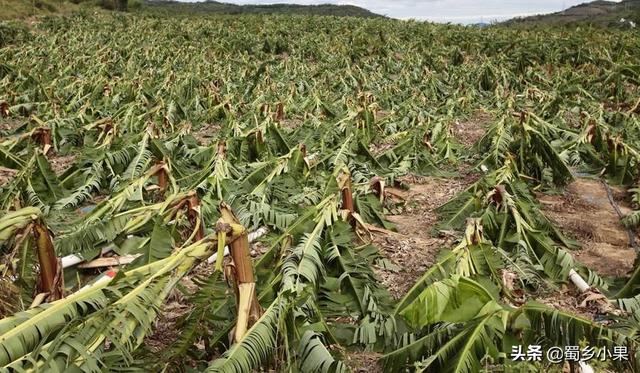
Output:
[{"xmin": 1, "ymin": 12, "xmax": 640, "ymax": 373}]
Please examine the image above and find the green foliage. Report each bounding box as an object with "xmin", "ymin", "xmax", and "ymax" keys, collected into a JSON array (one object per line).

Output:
[
  {"xmin": 503, "ymin": 0, "xmax": 640, "ymax": 28},
  {"xmin": 2, "ymin": 9, "xmax": 640, "ymax": 373},
  {"xmin": 401, "ymin": 275, "xmax": 500, "ymax": 328},
  {"xmin": 206, "ymin": 298, "xmax": 284, "ymax": 373},
  {"xmin": 0, "ymin": 21, "xmax": 31, "ymax": 47},
  {"xmin": 139, "ymin": 1, "xmax": 382, "ymax": 18}
]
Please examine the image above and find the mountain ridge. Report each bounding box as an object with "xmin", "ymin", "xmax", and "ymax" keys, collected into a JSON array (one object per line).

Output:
[
  {"xmin": 503, "ymin": 0, "xmax": 640, "ymax": 27},
  {"xmin": 140, "ymin": 0, "xmax": 383, "ymax": 18}
]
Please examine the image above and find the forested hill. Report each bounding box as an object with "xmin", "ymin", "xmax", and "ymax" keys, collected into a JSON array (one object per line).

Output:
[
  {"xmin": 503, "ymin": 0, "xmax": 640, "ymax": 27},
  {"xmin": 0, "ymin": 0, "xmax": 382, "ymax": 21},
  {"xmin": 140, "ymin": 1, "xmax": 383, "ymax": 18}
]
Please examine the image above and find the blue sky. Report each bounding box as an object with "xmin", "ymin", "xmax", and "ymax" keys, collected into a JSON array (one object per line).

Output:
[{"xmin": 178, "ymin": 0, "xmax": 620, "ymax": 24}]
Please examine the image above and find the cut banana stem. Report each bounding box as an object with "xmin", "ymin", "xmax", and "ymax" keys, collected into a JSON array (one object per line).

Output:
[
  {"xmin": 77, "ymin": 270, "xmax": 117, "ymax": 291},
  {"xmin": 206, "ymin": 226, "xmax": 268, "ymax": 264},
  {"xmin": 77, "ymin": 255, "xmax": 141, "ymax": 269},
  {"xmin": 60, "ymin": 254, "xmax": 85, "ymax": 269},
  {"xmin": 218, "ymin": 202, "xmax": 263, "ymax": 342},
  {"xmin": 234, "ymin": 283, "xmax": 256, "ymax": 342},
  {"xmin": 248, "ymin": 227, "xmax": 269, "ymax": 242},
  {"xmin": 33, "ymin": 220, "xmax": 63, "ymax": 300}
]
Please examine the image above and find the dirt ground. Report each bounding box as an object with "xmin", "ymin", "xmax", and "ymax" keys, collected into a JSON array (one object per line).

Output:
[
  {"xmin": 0, "ymin": 115, "xmax": 76, "ymax": 179},
  {"xmin": 192, "ymin": 122, "xmax": 221, "ymax": 145},
  {"xmin": 0, "ymin": 152, "xmax": 75, "ymax": 185},
  {"xmin": 279, "ymin": 117, "xmax": 304, "ymax": 130},
  {"xmin": 370, "ymin": 112, "xmax": 488, "ymax": 299},
  {"xmin": 145, "ymin": 299, "xmax": 192, "ymax": 353},
  {"xmin": 49, "ymin": 153, "xmax": 76, "ymax": 175},
  {"xmin": 372, "ymin": 172, "xmax": 478, "ymax": 299},
  {"xmin": 535, "ymin": 285, "xmax": 604, "ymax": 322},
  {"xmin": 345, "ymin": 116, "xmax": 487, "ymax": 369},
  {"xmin": 344, "ymin": 350, "xmax": 383, "ymax": 373},
  {"xmin": 0, "ymin": 117, "xmax": 24, "ymax": 132},
  {"xmin": 452, "ymin": 110, "xmax": 491, "ymax": 148},
  {"xmin": 144, "ymin": 258, "xmax": 215, "ymax": 352},
  {"xmin": 369, "ymin": 174, "xmax": 634, "ymax": 327},
  {"xmin": 537, "ymin": 177, "xmax": 637, "ymax": 277},
  {"xmin": 0, "ymin": 280, "xmax": 20, "ymax": 318},
  {"xmin": 0, "ymin": 166, "xmax": 17, "ymax": 186},
  {"xmin": 144, "ymin": 244, "xmax": 268, "ymax": 355}
]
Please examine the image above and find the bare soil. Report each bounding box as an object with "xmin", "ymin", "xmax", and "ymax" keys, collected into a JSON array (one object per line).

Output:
[
  {"xmin": 142, "ymin": 256, "xmax": 211, "ymax": 356},
  {"xmin": 371, "ymin": 112, "xmax": 486, "ymax": 299},
  {"xmin": 535, "ymin": 285, "xmax": 601, "ymax": 322},
  {"xmin": 192, "ymin": 122, "xmax": 221, "ymax": 145},
  {"xmin": 49, "ymin": 153, "xmax": 76, "ymax": 175},
  {"xmin": 0, "ymin": 166, "xmax": 17, "ymax": 186},
  {"xmin": 372, "ymin": 173, "xmax": 476, "ymax": 299},
  {"xmin": 279, "ymin": 117, "xmax": 304, "ymax": 130},
  {"xmin": 144, "ymin": 247, "xmax": 253, "ymax": 354},
  {"xmin": 146, "ymin": 300, "xmax": 191, "ymax": 353},
  {"xmin": 0, "ymin": 280, "xmax": 20, "ymax": 318},
  {"xmin": 344, "ymin": 350, "xmax": 383, "ymax": 373},
  {"xmin": 537, "ymin": 178, "xmax": 636, "ymax": 277},
  {"xmin": 452, "ymin": 110, "xmax": 492, "ymax": 148},
  {"xmin": 0, "ymin": 118, "xmax": 24, "ymax": 132}
]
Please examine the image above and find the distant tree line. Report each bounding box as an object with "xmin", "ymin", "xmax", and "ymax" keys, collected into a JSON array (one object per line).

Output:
[
  {"xmin": 139, "ymin": 1, "xmax": 382, "ymax": 18},
  {"xmin": 101, "ymin": 0, "xmax": 128, "ymax": 11}
]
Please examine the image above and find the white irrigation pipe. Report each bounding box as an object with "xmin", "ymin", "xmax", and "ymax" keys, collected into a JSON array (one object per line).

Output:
[
  {"xmin": 29, "ymin": 269, "xmax": 117, "ymax": 309},
  {"xmin": 61, "ymin": 244, "xmax": 117, "ymax": 269},
  {"xmin": 61, "ymin": 227, "xmax": 268, "ymax": 270},
  {"xmin": 568, "ymin": 269, "xmax": 590, "ymax": 293},
  {"xmin": 77, "ymin": 269, "xmax": 117, "ymax": 291},
  {"xmin": 57, "ymin": 227, "xmax": 267, "ymax": 308},
  {"xmin": 579, "ymin": 361, "xmax": 594, "ymax": 373},
  {"xmin": 206, "ymin": 226, "xmax": 269, "ymax": 264},
  {"xmin": 568, "ymin": 269, "xmax": 595, "ymax": 373}
]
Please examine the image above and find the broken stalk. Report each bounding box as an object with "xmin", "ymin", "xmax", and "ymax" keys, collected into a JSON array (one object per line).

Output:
[
  {"xmin": 32, "ymin": 219, "xmax": 63, "ymax": 301},
  {"xmin": 217, "ymin": 202, "xmax": 263, "ymax": 342},
  {"xmin": 337, "ymin": 167, "xmax": 355, "ymax": 225}
]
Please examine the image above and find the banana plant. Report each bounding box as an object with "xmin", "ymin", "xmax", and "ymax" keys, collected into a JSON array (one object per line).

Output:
[
  {"xmin": 436, "ymin": 163, "xmax": 581, "ymax": 283},
  {"xmin": 477, "ymin": 111, "xmax": 574, "ymax": 187},
  {"xmin": 2, "ymin": 10, "xmax": 640, "ymax": 373},
  {"xmin": 0, "ymin": 207, "xmax": 62, "ymax": 303},
  {"xmin": 383, "ymin": 274, "xmax": 639, "ymax": 373}
]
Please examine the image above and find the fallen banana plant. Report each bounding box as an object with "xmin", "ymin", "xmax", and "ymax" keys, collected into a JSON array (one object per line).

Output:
[
  {"xmin": 383, "ymin": 272, "xmax": 639, "ymax": 372},
  {"xmin": 216, "ymin": 202, "xmax": 263, "ymax": 342},
  {"xmin": 1, "ymin": 229, "xmax": 222, "ymax": 370},
  {"xmin": 0, "ymin": 207, "xmax": 63, "ymax": 302},
  {"xmin": 2, "ymin": 11, "xmax": 640, "ymax": 373}
]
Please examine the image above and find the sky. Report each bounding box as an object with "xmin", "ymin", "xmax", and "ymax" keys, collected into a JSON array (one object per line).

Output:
[{"xmin": 178, "ymin": 0, "xmax": 621, "ymax": 24}]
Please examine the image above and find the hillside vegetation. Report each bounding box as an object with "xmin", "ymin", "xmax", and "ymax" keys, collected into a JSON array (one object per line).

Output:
[
  {"xmin": 1, "ymin": 8, "xmax": 640, "ymax": 373},
  {"xmin": 140, "ymin": 0, "xmax": 382, "ymax": 17},
  {"xmin": 0, "ymin": 0, "xmax": 380, "ymax": 20},
  {"xmin": 505, "ymin": 0, "xmax": 640, "ymax": 27},
  {"xmin": 0, "ymin": 0, "xmax": 79, "ymax": 20}
]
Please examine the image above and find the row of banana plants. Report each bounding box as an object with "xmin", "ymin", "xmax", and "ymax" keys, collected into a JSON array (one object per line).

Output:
[{"xmin": 1, "ymin": 11, "xmax": 640, "ymax": 372}]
